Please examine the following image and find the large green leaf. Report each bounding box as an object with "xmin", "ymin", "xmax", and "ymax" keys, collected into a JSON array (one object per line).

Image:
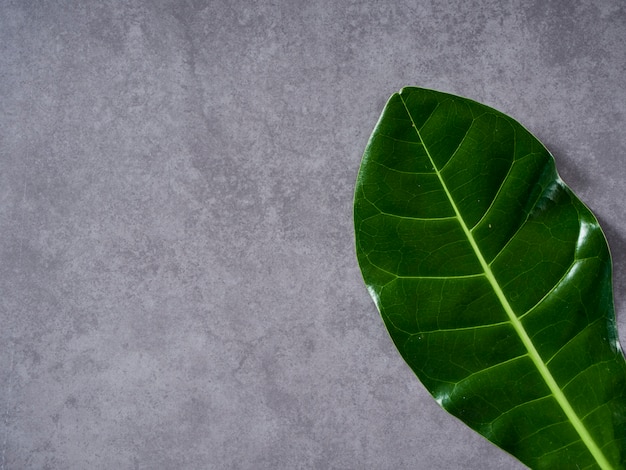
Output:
[{"xmin": 354, "ymin": 87, "xmax": 626, "ymax": 469}]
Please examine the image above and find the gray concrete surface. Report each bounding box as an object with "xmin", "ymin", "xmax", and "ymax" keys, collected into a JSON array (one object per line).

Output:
[{"xmin": 1, "ymin": 1, "xmax": 625, "ymax": 468}]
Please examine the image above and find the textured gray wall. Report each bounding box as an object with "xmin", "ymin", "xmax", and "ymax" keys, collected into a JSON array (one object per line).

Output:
[{"xmin": 1, "ymin": 1, "xmax": 625, "ymax": 469}]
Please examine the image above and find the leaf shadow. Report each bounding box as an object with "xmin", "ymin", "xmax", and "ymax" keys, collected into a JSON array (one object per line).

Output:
[{"xmin": 548, "ymin": 145, "xmax": 590, "ymax": 192}]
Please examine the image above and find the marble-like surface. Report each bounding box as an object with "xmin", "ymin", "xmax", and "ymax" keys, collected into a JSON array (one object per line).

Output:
[{"xmin": 1, "ymin": 1, "xmax": 625, "ymax": 468}]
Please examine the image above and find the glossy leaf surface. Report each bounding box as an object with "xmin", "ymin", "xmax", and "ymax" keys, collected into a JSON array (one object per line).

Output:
[{"xmin": 354, "ymin": 87, "xmax": 626, "ymax": 469}]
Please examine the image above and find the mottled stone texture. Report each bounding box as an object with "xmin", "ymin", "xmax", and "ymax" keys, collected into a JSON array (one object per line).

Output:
[{"xmin": 1, "ymin": 1, "xmax": 625, "ymax": 469}]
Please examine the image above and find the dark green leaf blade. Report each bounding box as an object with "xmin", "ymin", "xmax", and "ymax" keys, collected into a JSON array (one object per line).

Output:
[{"xmin": 354, "ymin": 87, "xmax": 626, "ymax": 469}]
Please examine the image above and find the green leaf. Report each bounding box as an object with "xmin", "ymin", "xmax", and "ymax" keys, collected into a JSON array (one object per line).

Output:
[{"xmin": 354, "ymin": 87, "xmax": 626, "ymax": 469}]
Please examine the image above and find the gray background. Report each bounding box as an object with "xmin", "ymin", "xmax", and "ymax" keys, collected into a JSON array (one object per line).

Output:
[{"xmin": 1, "ymin": 1, "xmax": 625, "ymax": 469}]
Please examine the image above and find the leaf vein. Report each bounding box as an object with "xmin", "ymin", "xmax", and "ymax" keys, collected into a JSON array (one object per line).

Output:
[{"xmin": 397, "ymin": 90, "xmax": 612, "ymax": 470}]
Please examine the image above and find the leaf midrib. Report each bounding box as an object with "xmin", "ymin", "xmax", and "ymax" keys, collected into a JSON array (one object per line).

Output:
[{"xmin": 397, "ymin": 92, "xmax": 612, "ymax": 470}]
